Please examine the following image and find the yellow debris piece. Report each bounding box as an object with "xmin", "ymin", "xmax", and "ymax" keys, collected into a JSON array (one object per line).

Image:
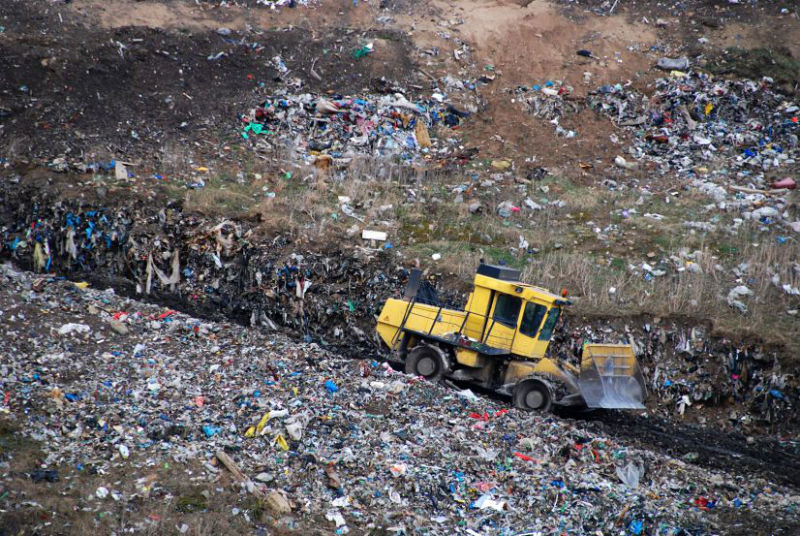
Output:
[
  {"xmin": 275, "ymin": 433, "xmax": 289, "ymax": 451},
  {"xmin": 415, "ymin": 121, "xmax": 432, "ymax": 148},
  {"xmin": 255, "ymin": 411, "xmax": 271, "ymax": 435}
]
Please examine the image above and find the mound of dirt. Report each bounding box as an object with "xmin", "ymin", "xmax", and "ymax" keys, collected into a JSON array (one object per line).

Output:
[{"xmin": 0, "ymin": 1, "xmax": 418, "ymax": 164}]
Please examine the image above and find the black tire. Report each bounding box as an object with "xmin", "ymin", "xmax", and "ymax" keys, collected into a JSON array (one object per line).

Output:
[
  {"xmin": 405, "ymin": 345, "xmax": 448, "ymax": 381},
  {"xmin": 513, "ymin": 379, "xmax": 553, "ymax": 412}
]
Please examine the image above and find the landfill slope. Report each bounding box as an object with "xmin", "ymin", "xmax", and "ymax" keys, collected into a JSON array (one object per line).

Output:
[
  {"xmin": 0, "ymin": 264, "xmax": 798, "ymax": 535},
  {"xmin": 1, "ymin": 0, "xmax": 800, "ymax": 534},
  {"xmin": 2, "ymin": 172, "xmax": 796, "ymax": 437}
]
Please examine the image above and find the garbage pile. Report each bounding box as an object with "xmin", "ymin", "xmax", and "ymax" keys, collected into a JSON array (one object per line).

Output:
[
  {"xmin": 549, "ymin": 318, "xmax": 797, "ymax": 429},
  {"xmin": 587, "ymin": 71, "xmax": 799, "ymax": 175},
  {"xmin": 505, "ymin": 72, "xmax": 799, "ymax": 234},
  {"xmin": 239, "ymin": 91, "xmax": 474, "ymax": 164},
  {"xmin": 255, "ymin": 0, "xmax": 318, "ymax": 8},
  {"xmin": 2, "ymin": 179, "xmax": 796, "ymax": 429},
  {"xmin": 508, "ymin": 71, "xmax": 799, "ymax": 176},
  {"xmin": 1, "ymin": 263, "xmax": 798, "ymax": 534},
  {"xmin": 507, "ymin": 81, "xmax": 580, "ymax": 138},
  {"xmin": 0, "ymin": 194, "xmax": 401, "ymax": 347},
  {"xmin": 0, "ymin": 180, "xmax": 464, "ymax": 349}
]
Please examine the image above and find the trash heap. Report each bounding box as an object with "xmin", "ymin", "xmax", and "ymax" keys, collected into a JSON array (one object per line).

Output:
[
  {"xmin": 1, "ymin": 263, "xmax": 798, "ymax": 534},
  {"xmin": 239, "ymin": 92, "xmax": 472, "ymax": 164},
  {"xmin": 508, "ymin": 81, "xmax": 580, "ymax": 138},
  {"xmin": 592, "ymin": 72, "xmax": 800, "ymax": 241},
  {"xmin": 588, "ymin": 71, "xmax": 799, "ymax": 175},
  {"xmin": 505, "ymin": 72, "xmax": 799, "ymax": 234},
  {"xmin": 203, "ymin": 0, "xmax": 319, "ymax": 9},
  {"xmin": 549, "ymin": 319, "xmax": 798, "ymax": 429},
  {"xmin": 508, "ymin": 72, "xmax": 799, "ymax": 176},
  {"xmin": 0, "ymin": 195, "xmax": 399, "ymax": 346},
  {"xmin": 255, "ymin": 0, "xmax": 318, "ymax": 8},
  {"xmin": 1, "ymin": 179, "xmax": 796, "ymax": 429}
]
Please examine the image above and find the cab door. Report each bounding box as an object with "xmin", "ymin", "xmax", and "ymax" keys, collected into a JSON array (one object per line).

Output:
[
  {"xmin": 511, "ymin": 300, "xmax": 557, "ymax": 358},
  {"xmin": 482, "ymin": 293, "xmax": 521, "ymax": 351}
]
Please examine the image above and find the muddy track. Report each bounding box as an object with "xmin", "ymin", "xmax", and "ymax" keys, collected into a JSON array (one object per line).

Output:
[
  {"xmin": 453, "ymin": 382, "xmax": 800, "ymax": 490},
  {"xmin": 587, "ymin": 412, "xmax": 800, "ymax": 490}
]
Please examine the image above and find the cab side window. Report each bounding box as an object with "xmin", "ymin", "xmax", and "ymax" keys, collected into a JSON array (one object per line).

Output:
[
  {"xmin": 520, "ymin": 302, "xmax": 547, "ymax": 337},
  {"xmin": 492, "ymin": 294, "xmax": 521, "ymax": 327}
]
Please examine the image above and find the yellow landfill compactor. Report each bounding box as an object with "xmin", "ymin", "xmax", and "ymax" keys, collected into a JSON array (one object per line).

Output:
[{"xmin": 376, "ymin": 264, "xmax": 646, "ymax": 411}]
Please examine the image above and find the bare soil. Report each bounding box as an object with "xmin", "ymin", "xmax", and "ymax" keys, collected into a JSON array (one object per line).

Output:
[{"xmin": 0, "ymin": 0, "xmax": 418, "ymax": 164}]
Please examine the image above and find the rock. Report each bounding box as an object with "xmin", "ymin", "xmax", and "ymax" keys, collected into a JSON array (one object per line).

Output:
[
  {"xmin": 254, "ymin": 472, "xmax": 274, "ymax": 483},
  {"xmin": 656, "ymin": 57, "xmax": 689, "ymax": 71},
  {"xmin": 699, "ymin": 17, "xmax": 722, "ymax": 29},
  {"xmin": 109, "ymin": 320, "xmax": 129, "ymax": 335},
  {"xmin": 265, "ymin": 489, "xmax": 292, "ymax": 515}
]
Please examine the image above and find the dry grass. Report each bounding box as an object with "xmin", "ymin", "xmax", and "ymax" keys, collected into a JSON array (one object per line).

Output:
[
  {"xmin": 248, "ymin": 170, "xmax": 339, "ymax": 242},
  {"xmin": 521, "ymin": 230, "xmax": 800, "ymax": 354},
  {"xmin": 185, "ymin": 187, "xmax": 256, "ymax": 216},
  {"xmin": 166, "ymin": 149, "xmax": 799, "ymax": 356}
]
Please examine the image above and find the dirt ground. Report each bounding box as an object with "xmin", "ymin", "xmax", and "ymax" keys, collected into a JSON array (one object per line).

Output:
[
  {"xmin": 3, "ymin": 0, "xmax": 798, "ymax": 169},
  {"xmin": 0, "ymin": 0, "xmax": 419, "ymax": 164}
]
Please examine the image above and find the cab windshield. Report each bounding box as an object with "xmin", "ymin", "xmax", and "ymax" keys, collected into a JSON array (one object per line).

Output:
[{"xmin": 537, "ymin": 307, "xmax": 560, "ymax": 341}]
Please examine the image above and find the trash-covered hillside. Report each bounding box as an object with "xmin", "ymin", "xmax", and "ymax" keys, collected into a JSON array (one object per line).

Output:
[{"xmin": 1, "ymin": 0, "xmax": 799, "ymax": 534}]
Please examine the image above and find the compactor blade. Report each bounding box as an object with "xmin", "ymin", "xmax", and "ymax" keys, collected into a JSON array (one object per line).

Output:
[{"xmin": 578, "ymin": 344, "xmax": 646, "ymax": 409}]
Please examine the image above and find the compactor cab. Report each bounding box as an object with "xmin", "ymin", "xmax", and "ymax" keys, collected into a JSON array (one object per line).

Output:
[{"xmin": 376, "ymin": 264, "xmax": 647, "ymax": 411}]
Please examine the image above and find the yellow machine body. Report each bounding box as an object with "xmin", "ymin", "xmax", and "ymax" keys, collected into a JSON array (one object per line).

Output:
[
  {"xmin": 376, "ymin": 273, "xmax": 562, "ymax": 359},
  {"xmin": 375, "ymin": 265, "xmax": 647, "ymax": 410}
]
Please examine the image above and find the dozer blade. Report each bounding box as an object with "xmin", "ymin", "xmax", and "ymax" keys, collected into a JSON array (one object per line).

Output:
[{"xmin": 577, "ymin": 344, "xmax": 646, "ymax": 409}]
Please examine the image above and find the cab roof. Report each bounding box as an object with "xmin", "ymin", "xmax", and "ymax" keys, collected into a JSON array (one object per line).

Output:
[{"xmin": 474, "ymin": 265, "xmax": 569, "ymax": 305}]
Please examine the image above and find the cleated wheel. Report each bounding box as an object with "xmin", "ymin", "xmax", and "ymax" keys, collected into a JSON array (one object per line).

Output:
[
  {"xmin": 405, "ymin": 345, "xmax": 448, "ymax": 381},
  {"xmin": 513, "ymin": 379, "xmax": 553, "ymax": 412}
]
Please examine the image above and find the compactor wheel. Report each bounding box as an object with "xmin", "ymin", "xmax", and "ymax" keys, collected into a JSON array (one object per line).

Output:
[
  {"xmin": 513, "ymin": 379, "xmax": 553, "ymax": 412},
  {"xmin": 405, "ymin": 345, "xmax": 448, "ymax": 382}
]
